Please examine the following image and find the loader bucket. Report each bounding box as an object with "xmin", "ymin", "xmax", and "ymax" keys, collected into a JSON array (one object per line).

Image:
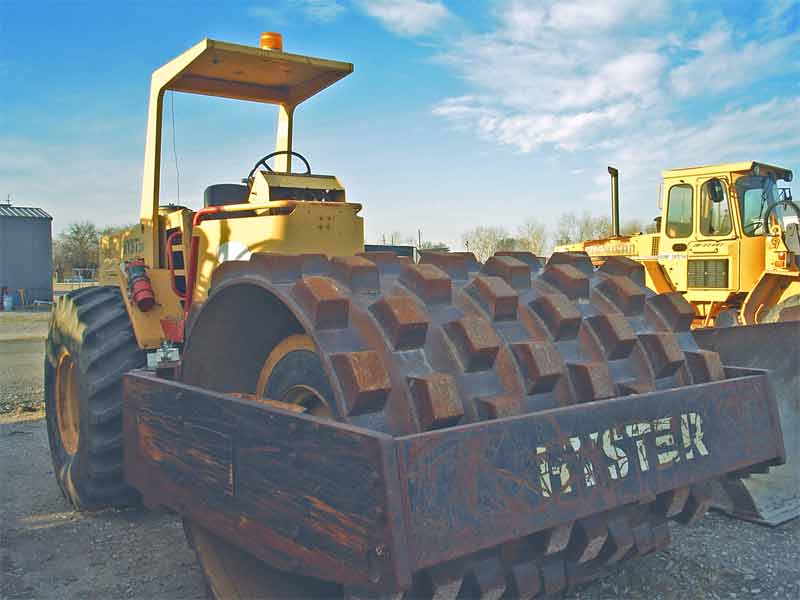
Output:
[{"xmin": 694, "ymin": 321, "xmax": 800, "ymax": 525}]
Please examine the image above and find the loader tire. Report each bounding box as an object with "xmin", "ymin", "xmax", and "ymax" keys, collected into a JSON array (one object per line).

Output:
[
  {"xmin": 179, "ymin": 251, "xmax": 723, "ymax": 598},
  {"xmin": 761, "ymin": 293, "xmax": 800, "ymax": 323},
  {"xmin": 44, "ymin": 286, "xmax": 144, "ymax": 510}
]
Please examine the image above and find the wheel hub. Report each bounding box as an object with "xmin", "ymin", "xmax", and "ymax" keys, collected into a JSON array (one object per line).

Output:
[
  {"xmin": 256, "ymin": 334, "xmax": 333, "ymax": 418},
  {"xmin": 55, "ymin": 349, "xmax": 80, "ymax": 455}
]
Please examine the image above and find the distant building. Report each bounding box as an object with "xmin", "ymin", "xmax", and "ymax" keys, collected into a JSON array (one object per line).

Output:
[{"xmin": 0, "ymin": 204, "xmax": 53, "ymax": 305}]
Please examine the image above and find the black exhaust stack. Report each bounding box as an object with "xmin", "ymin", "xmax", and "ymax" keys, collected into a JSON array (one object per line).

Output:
[{"xmin": 608, "ymin": 166, "xmax": 620, "ymax": 237}]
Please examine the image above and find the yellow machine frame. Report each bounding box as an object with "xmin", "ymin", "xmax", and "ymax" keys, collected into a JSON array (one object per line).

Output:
[
  {"xmin": 557, "ymin": 161, "xmax": 799, "ymax": 326},
  {"xmin": 99, "ymin": 37, "xmax": 362, "ymax": 348}
]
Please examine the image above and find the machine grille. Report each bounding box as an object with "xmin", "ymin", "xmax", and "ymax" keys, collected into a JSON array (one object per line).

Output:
[
  {"xmin": 651, "ymin": 236, "xmax": 660, "ymax": 256},
  {"xmin": 688, "ymin": 259, "xmax": 728, "ymax": 288}
]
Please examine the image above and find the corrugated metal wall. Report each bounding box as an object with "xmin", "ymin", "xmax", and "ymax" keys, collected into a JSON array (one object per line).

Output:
[{"xmin": 0, "ymin": 214, "xmax": 53, "ymax": 303}]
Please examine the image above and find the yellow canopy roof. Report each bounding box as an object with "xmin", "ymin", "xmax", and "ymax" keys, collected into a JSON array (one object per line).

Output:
[
  {"xmin": 663, "ymin": 161, "xmax": 793, "ymax": 180},
  {"xmin": 154, "ymin": 38, "xmax": 353, "ymax": 105}
]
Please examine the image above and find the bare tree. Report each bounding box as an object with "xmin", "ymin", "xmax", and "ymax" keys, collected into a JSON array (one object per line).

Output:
[
  {"xmin": 380, "ymin": 231, "xmax": 415, "ymax": 246},
  {"xmin": 497, "ymin": 237, "xmax": 519, "ymax": 252},
  {"xmin": 418, "ymin": 240, "xmax": 450, "ymax": 251},
  {"xmin": 52, "ymin": 222, "xmax": 135, "ymax": 281},
  {"xmin": 53, "ymin": 221, "xmax": 100, "ymax": 275},
  {"xmin": 99, "ymin": 224, "xmax": 134, "ymax": 238},
  {"xmin": 461, "ymin": 226, "xmax": 510, "ymax": 261},
  {"xmin": 516, "ymin": 218, "xmax": 548, "ymax": 255},
  {"xmin": 615, "ymin": 218, "xmax": 660, "ymax": 235},
  {"xmin": 554, "ymin": 211, "xmax": 612, "ymax": 245},
  {"xmin": 621, "ymin": 220, "xmax": 640, "ymax": 235}
]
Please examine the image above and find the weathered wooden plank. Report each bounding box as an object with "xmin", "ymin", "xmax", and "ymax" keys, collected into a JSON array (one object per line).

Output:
[
  {"xmin": 137, "ymin": 410, "xmax": 234, "ymax": 495},
  {"xmin": 122, "ymin": 371, "xmax": 408, "ymax": 591}
]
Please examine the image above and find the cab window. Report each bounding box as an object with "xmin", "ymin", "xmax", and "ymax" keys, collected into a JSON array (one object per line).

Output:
[
  {"xmin": 699, "ymin": 178, "xmax": 732, "ymax": 236},
  {"xmin": 666, "ymin": 184, "xmax": 693, "ymax": 238},
  {"xmin": 736, "ymin": 175, "xmax": 780, "ymax": 236}
]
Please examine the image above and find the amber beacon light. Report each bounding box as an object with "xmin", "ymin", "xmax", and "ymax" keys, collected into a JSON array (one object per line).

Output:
[{"xmin": 260, "ymin": 31, "xmax": 283, "ymax": 51}]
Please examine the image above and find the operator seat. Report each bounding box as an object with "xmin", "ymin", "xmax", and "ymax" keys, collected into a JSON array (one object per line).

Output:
[{"xmin": 204, "ymin": 184, "xmax": 249, "ymax": 207}]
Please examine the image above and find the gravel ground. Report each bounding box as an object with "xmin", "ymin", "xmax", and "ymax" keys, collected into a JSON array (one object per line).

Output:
[
  {"xmin": 1, "ymin": 313, "xmax": 798, "ymax": 599},
  {"xmin": 0, "ymin": 312, "xmax": 49, "ymax": 415},
  {"xmin": 2, "ymin": 415, "xmax": 797, "ymax": 600},
  {"xmin": 0, "ymin": 418, "xmax": 205, "ymax": 599}
]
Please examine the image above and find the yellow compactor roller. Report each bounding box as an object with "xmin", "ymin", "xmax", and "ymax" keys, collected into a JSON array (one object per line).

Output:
[{"xmin": 45, "ymin": 34, "xmax": 788, "ymax": 598}]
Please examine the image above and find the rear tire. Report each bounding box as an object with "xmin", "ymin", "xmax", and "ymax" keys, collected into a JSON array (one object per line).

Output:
[{"xmin": 44, "ymin": 286, "xmax": 145, "ymax": 510}]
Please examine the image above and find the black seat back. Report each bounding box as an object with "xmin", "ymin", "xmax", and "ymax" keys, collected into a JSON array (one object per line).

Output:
[{"xmin": 204, "ymin": 184, "xmax": 249, "ymax": 207}]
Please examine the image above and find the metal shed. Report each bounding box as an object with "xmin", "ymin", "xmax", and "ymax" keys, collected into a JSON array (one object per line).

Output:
[{"xmin": 0, "ymin": 204, "xmax": 53, "ymax": 305}]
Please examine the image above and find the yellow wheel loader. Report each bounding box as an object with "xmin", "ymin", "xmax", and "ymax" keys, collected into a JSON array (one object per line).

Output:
[
  {"xmin": 45, "ymin": 34, "xmax": 787, "ymax": 598},
  {"xmin": 558, "ymin": 164, "xmax": 800, "ymax": 328},
  {"xmin": 558, "ymin": 166, "xmax": 800, "ymax": 526}
]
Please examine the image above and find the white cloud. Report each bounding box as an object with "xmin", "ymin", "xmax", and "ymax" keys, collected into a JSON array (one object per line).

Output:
[
  {"xmin": 431, "ymin": 0, "xmax": 670, "ymax": 153},
  {"xmin": 590, "ymin": 96, "xmax": 800, "ymax": 215},
  {"xmin": 433, "ymin": 96, "xmax": 637, "ymax": 152},
  {"xmin": 355, "ymin": 0, "xmax": 452, "ymax": 36},
  {"xmin": 249, "ymin": 1, "xmax": 346, "ymax": 24},
  {"xmin": 611, "ymin": 97, "xmax": 800, "ymax": 171},
  {"xmin": 548, "ymin": 0, "xmax": 658, "ymax": 32},
  {"xmin": 757, "ymin": 0, "xmax": 799, "ymax": 32},
  {"xmin": 670, "ymin": 24, "xmax": 800, "ymax": 97},
  {"xmin": 248, "ymin": 5, "xmax": 288, "ymax": 24},
  {"xmin": 499, "ymin": 0, "xmax": 666, "ymax": 39},
  {"xmin": 427, "ymin": 0, "xmax": 798, "ymax": 171},
  {"xmin": 297, "ymin": 0, "xmax": 346, "ymax": 22}
]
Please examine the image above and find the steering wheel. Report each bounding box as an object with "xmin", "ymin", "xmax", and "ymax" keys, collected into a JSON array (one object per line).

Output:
[
  {"xmin": 763, "ymin": 199, "xmax": 800, "ymax": 236},
  {"xmin": 247, "ymin": 151, "xmax": 311, "ymax": 180},
  {"xmin": 743, "ymin": 217, "xmax": 764, "ymax": 235}
]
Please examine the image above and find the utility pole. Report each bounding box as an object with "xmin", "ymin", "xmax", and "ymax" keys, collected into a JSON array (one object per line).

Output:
[{"xmin": 418, "ymin": 229, "xmax": 422, "ymax": 249}]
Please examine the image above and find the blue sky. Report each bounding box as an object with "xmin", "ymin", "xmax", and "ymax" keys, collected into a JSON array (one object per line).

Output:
[{"xmin": 1, "ymin": 1, "xmax": 798, "ymax": 249}]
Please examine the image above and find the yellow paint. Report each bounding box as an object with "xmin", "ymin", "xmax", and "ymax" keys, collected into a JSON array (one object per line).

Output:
[
  {"xmin": 193, "ymin": 200, "xmax": 364, "ymax": 302},
  {"xmin": 558, "ymin": 161, "xmax": 799, "ymax": 326},
  {"xmin": 139, "ymin": 38, "xmax": 353, "ymax": 264},
  {"xmin": 97, "ymin": 36, "xmax": 361, "ymax": 350},
  {"xmin": 54, "ymin": 348, "xmax": 80, "ymax": 455}
]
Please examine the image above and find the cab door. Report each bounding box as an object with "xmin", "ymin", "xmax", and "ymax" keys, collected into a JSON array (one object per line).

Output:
[
  {"xmin": 733, "ymin": 174, "xmax": 768, "ymax": 292},
  {"xmin": 687, "ymin": 177, "xmax": 740, "ymax": 293},
  {"xmin": 660, "ymin": 182, "xmax": 693, "ymax": 291}
]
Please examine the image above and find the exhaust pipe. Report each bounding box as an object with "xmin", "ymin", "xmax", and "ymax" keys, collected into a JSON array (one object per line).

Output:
[{"xmin": 608, "ymin": 166, "xmax": 620, "ymax": 237}]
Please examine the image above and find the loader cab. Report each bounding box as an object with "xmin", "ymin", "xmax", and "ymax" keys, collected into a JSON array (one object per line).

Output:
[{"xmin": 658, "ymin": 162, "xmax": 795, "ymax": 318}]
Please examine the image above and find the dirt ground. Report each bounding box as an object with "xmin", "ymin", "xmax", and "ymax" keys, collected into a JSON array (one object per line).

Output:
[
  {"xmin": 1, "ymin": 313, "xmax": 798, "ymax": 599},
  {"xmin": 0, "ymin": 312, "xmax": 49, "ymax": 415}
]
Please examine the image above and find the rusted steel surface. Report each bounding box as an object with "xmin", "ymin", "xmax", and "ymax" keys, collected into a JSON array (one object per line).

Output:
[
  {"xmin": 123, "ymin": 371, "xmax": 409, "ymax": 591},
  {"xmin": 162, "ymin": 250, "xmax": 787, "ymax": 596},
  {"xmin": 123, "ymin": 367, "xmax": 783, "ymax": 593},
  {"xmin": 695, "ymin": 321, "xmax": 800, "ymax": 525},
  {"xmin": 396, "ymin": 370, "xmax": 783, "ymax": 570}
]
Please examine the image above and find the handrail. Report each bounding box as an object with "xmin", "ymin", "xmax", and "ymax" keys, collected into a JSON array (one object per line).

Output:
[
  {"xmin": 165, "ymin": 230, "xmax": 186, "ymax": 300},
  {"xmin": 192, "ymin": 201, "xmax": 299, "ymax": 226}
]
